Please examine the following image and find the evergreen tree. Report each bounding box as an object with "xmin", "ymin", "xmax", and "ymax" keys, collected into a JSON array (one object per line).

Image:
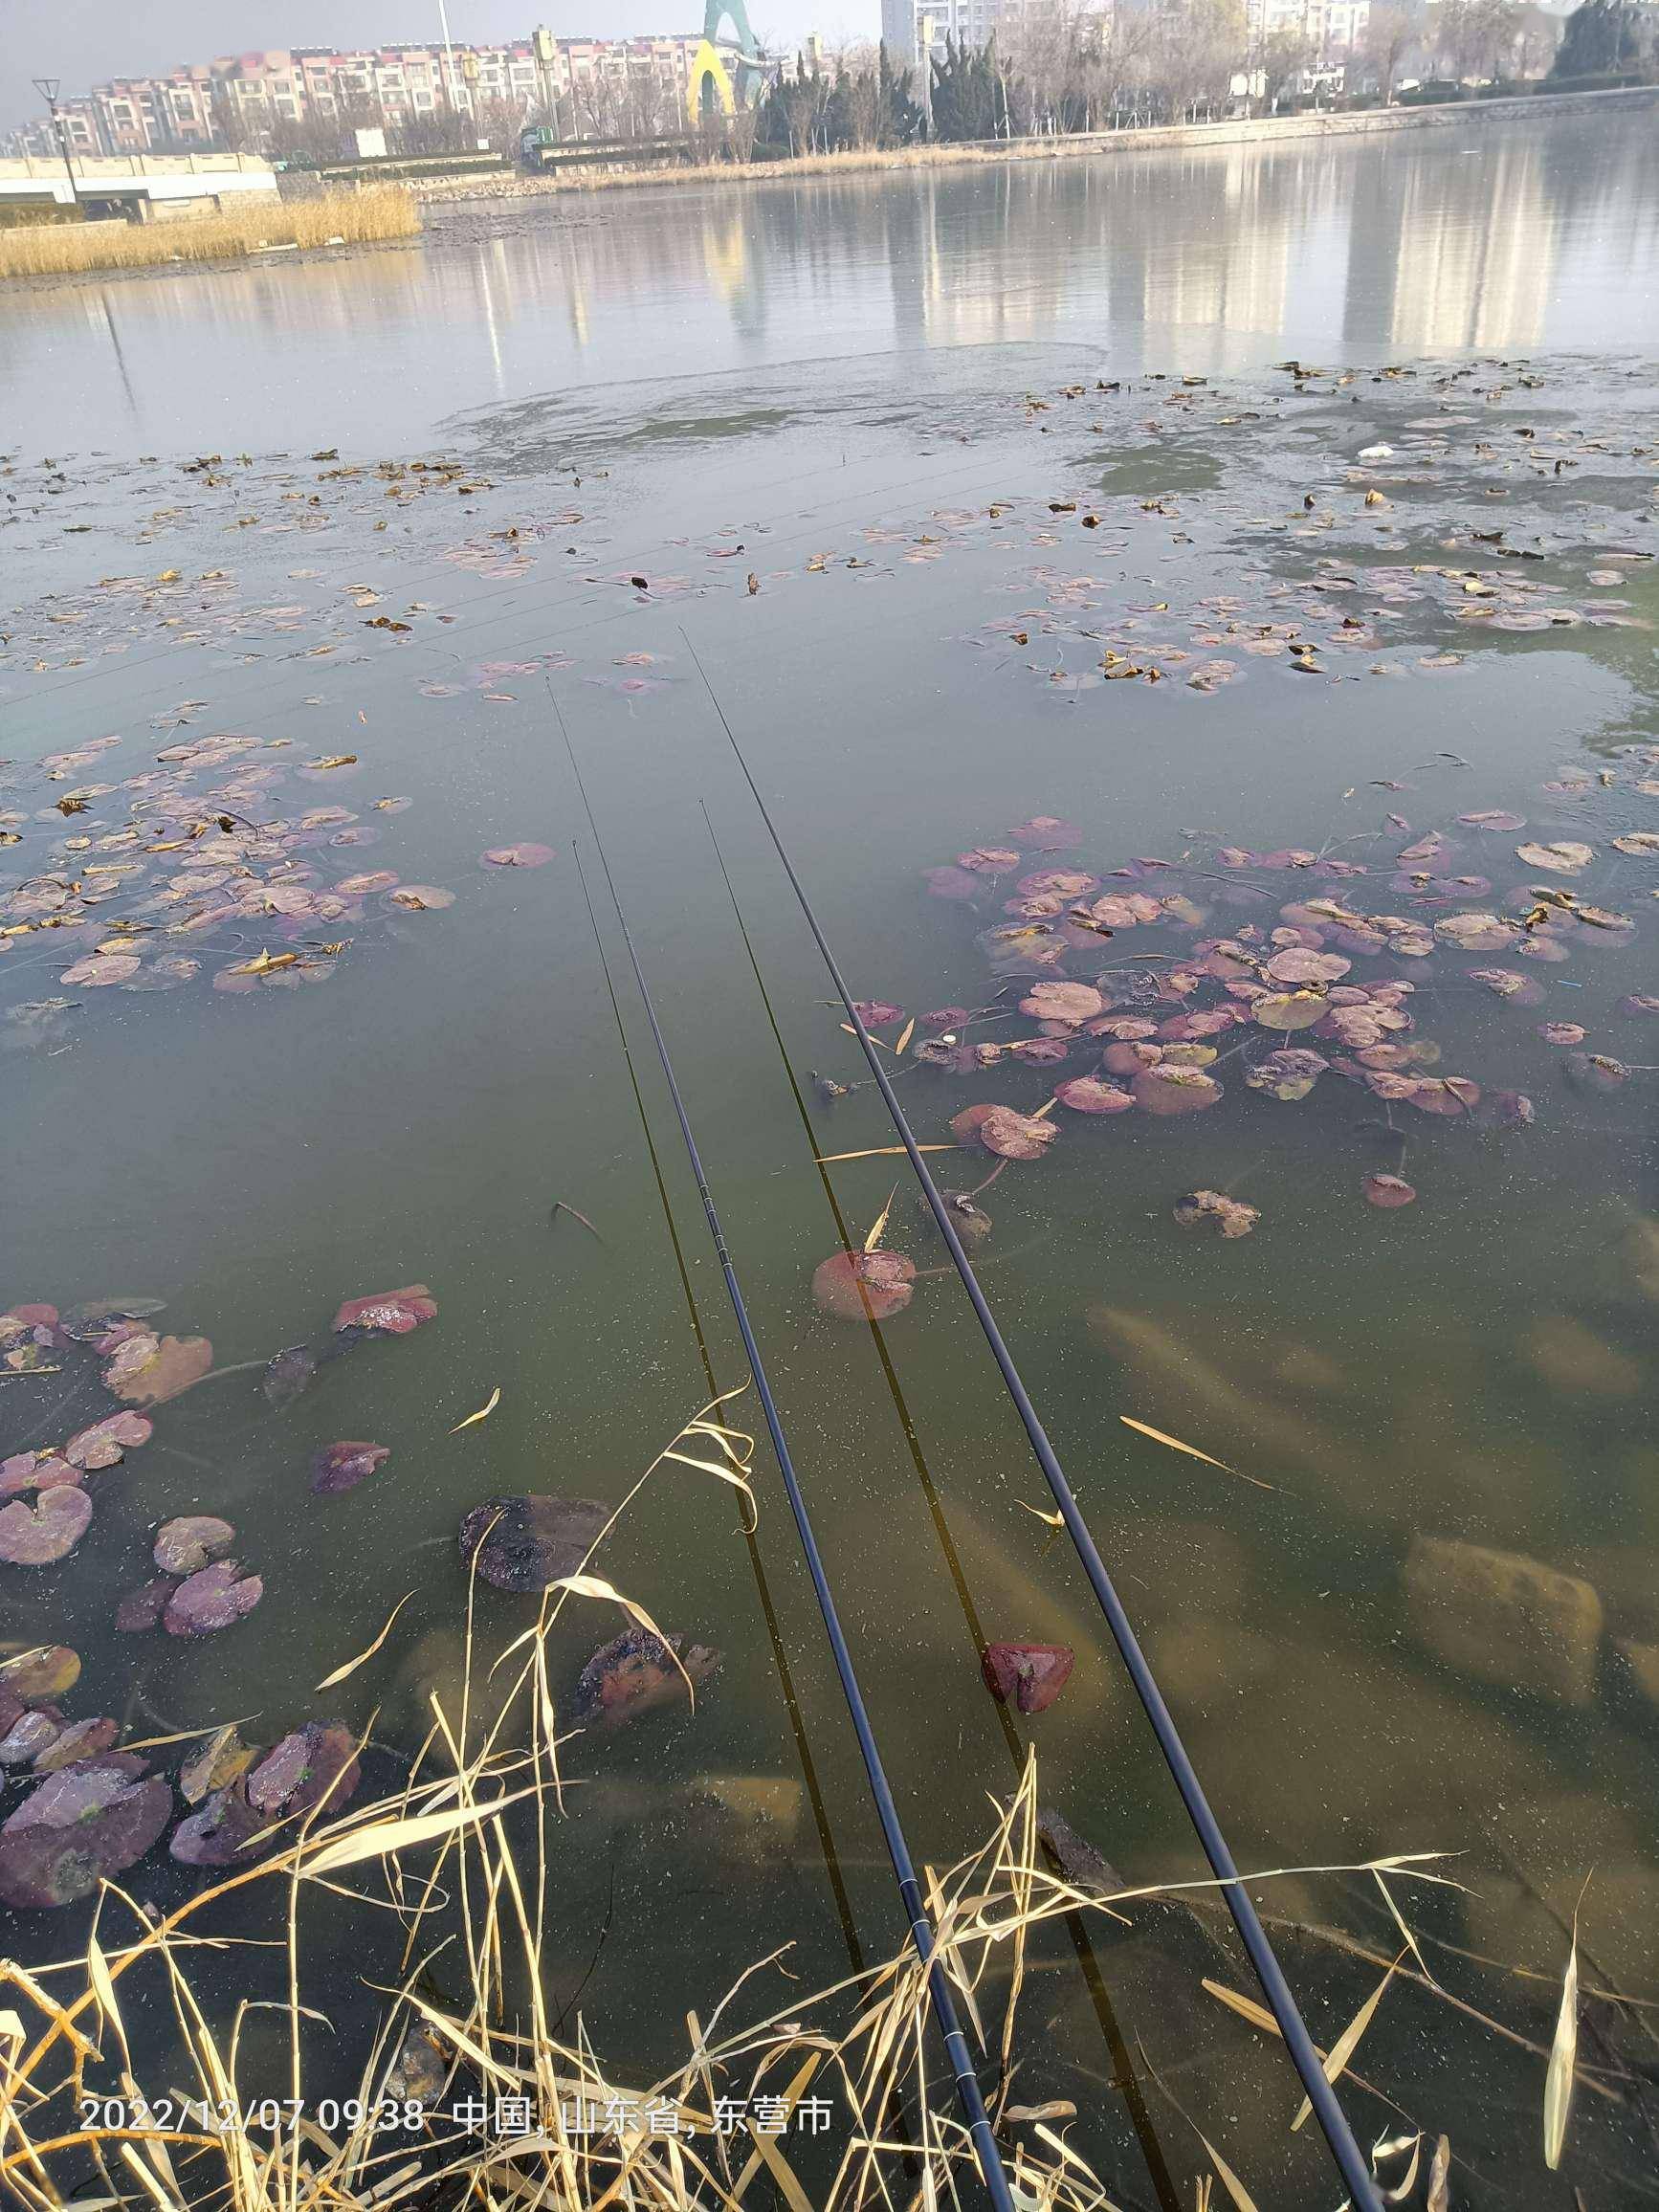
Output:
[
  {"xmin": 929, "ymin": 34, "xmax": 1003, "ymax": 140},
  {"xmin": 1551, "ymin": 0, "xmax": 1636, "ymax": 74}
]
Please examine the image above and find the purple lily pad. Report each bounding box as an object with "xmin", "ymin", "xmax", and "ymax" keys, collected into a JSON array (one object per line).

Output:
[
  {"xmin": 115, "ymin": 1577, "xmax": 181, "ymax": 1633},
  {"xmin": 153, "ymin": 1516, "xmax": 235, "ymax": 1577},
  {"xmin": 0, "ymin": 1755, "xmax": 172, "ymax": 1908},
  {"xmin": 0, "ymin": 1486, "xmax": 92, "ymax": 1566},
  {"xmin": 64, "ymin": 1411, "xmax": 152, "ymax": 1471},
  {"xmin": 310, "ymin": 1441, "xmax": 390, "ymax": 1495},
  {"xmin": 1133, "ymin": 1066, "xmax": 1224, "ymax": 1117},
  {"xmin": 0, "ymin": 1708, "xmax": 64, "ymax": 1766},
  {"xmin": 458, "ymin": 1494, "xmax": 608, "ymax": 1594},
  {"xmin": 571, "ymin": 1629, "xmax": 719, "ymax": 1732},
  {"xmin": 982, "ymin": 1642, "xmax": 1073, "ymax": 1715},
  {"xmin": 851, "ymin": 1001, "xmax": 903, "ymax": 1027},
  {"xmin": 169, "ymin": 1781, "xmax": 272, "ymax": 1868},
  {"xmin": 246, "ymin": 1722, "xmax": 360, "ymax": 1820},
  {"xmin": 811, "ymin": 1249, "xmax": 917, "ymax": 1320},
  {"xmin": 1019, "ymin": 981, "xmax": 1104, "ymax": 1025},
  {"xmin": 164, "ymin": 1560, "xmax": 263, "ymax": 1637},
  {"xmin": 1, "ymin": 1453, "xmax": 82, "ymax": 1496}
]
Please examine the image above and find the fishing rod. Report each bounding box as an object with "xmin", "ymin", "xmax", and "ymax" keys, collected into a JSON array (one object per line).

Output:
[
  {"xmin": 682, "ymin": 634, "xmax": 1385, "ymax": 2212},
  {"xmin": 558, "ymin": 718, "xmax": 1020, "ymax": 2212}
]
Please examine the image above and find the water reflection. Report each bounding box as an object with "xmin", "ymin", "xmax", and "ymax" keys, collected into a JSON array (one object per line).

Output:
[{"xmin": 1, "ymin": 107, "xmax": 1654, "ymax": 458}]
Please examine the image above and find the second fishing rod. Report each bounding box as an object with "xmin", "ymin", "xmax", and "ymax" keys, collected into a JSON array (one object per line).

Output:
[{"xmin": 558, "ymin": 713, "xmax": 1018, "ymax": 2212}]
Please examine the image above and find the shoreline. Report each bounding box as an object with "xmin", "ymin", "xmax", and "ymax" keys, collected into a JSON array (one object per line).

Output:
[{"xmin": 412, "ymin": 81, "xmax": 1659, "ymax": 206}]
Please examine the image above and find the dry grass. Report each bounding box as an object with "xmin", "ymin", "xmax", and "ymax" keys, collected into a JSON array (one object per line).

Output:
[
  {"xmin": 0, "ymin": 188, "xmax": 418, "ymax": 281},
  {"xmin": 0, "ymin": 1394, "xmax": 1635, "ymax": 2209},
  {"xmin": 415, "ymin": 140, "xmax": 1079, "ymax": 205}
]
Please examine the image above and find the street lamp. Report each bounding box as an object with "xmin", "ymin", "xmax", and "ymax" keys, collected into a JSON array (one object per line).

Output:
[{"xmin": 33, "ymin": 77, "xmax": 79, "ymax": 211}]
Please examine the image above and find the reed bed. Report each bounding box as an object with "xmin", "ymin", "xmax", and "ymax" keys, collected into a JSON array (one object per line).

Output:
[
  {"xmin": 0, "ymin": 1397, "xmax": 1630, "ymax": 2210},
  {"xmin": 415, "ymin": 140, "xmax": 1079, "ymax": 205},
  {"xmin": 0, "ymin": 188, "xmax": 418, "ymax": 281}
]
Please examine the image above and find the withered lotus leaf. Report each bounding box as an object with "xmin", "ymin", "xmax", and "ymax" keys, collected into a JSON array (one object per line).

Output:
[
  {"xmin": 0, "ymin": 1755, "xmax": 172, "ymax": 1908},
  {"xmin": 812, "ymin": 1249, "xmax": 917, "ymax": 1319},
  {"xmin": 458, "ymin": 1494, "xmax": 608, "ymax": 1593},
  {"xmin": 1515, "ymin": 841, "xmax": 1594, "ymax": 875},
  {"xmin": 0, "ymin": 1486, "xmax": 92, "ymax": 1566},
  {"xmin": 982, "ymin": 1642, "xmax": 1073, "ymax": 1715},
  {"xmin": 1434, "ymin": 914, "xmax": 1517, "ymax": 952},
  {"xmin": 1173, "ymin": 1190, "xmax": 1259, "ymax": 1237},
  {"xmin": 1252, "ymin": 991, "xmax": 1327, "ymax": 1032},
  {"xmin": 310, "ymin": 1441, "xmax": 390, "ymax": 1495},
  {"xmin": 169, "ymin": 1781, "xmax": 271, "ymax": 1868},
  {"xmin": 180, "ymin": 1725, "xmax": 256, "ymax": 1805},
  {"xmin": 850, "ymin": 1001, "xmax": 904, "ymax": 1026},
  {"xmin": 164, "ymin": 1561, "xmax": 263, "ymax": 1636},
  {"xmin": 949, "ymin": 1104, "xmax": 1058, "ymax": 1160},
  {"xmin": 154, "ymin": 1516, "xmax": 235, "ymax": 1577},
  {"xmin": 480, "ymin": 843, "xmax": 554, "ymax": 869}
]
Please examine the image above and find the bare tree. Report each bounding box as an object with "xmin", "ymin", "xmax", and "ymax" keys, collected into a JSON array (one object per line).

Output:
[{"xmin": 1361, "ymin": 2, "xmax": 1418, "ymax": 97}]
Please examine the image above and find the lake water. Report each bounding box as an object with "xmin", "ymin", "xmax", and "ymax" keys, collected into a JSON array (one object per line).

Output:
[{"xmin": 2, "ymin": 104, "xmax": 1658, "ymax": 2211}]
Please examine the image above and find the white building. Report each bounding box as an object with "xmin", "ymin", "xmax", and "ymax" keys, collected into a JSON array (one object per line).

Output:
[
  {"xmin": 880, "ymin": 0, "xmax": 1013, "ymax": 76},
  {"xmin": 1247, "ymin": 0, "xmax": 1373, "ymax": 60}
]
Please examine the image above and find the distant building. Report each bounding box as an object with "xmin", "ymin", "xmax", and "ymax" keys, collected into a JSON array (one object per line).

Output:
[
  {"xmin": 881, "ymin": 0, "xmax": 1014, "ymax": 77},
  {"xmin": 1247, "ymin": 0, "xmax": 1374, "ymax": 61}
]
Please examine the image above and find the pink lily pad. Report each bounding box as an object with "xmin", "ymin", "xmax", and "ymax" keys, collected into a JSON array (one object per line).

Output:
[
  {"xmin": 153, "ymin": 1516, "xmax": 235, "ymax": 1576},
  {"xmin": 1054, "ymin": 1076, "xmax": 1135, "ymax": 1116},
  {"xmin": 164, "ymin": 1560, "xmax": 263, "ymax": 1636},
  {"xmin": 102, "ymin": 1333, "xmax": 212, "ymax": 1406},
  {"xmin": 385, "ymin": 885, "xmax": 454, "ymax": 912},
  {"xmin": 1537, "ymin": 1022, "xmax": 1586, "ymax": 1046},
  {"xmin": 1515, "ymin": 841, "xmax": 1594, "ymax": 875},
  {"xmin": 982, "ymin": 1642, "xmax": 1073, "ymax": 1715},
  {"xmin": 1133, "ymin": 1066, "xmax": 1223, "ymax": 1117},
  {"xmin": 1019, "ymin": 981, "xmax": 1104, "ymax": 1025},
  {"xmin": 64, "ymin": 1411, "xmax": 153, "ymax": 1471},
  {"xmin": 0, "ymin": 1453, "xmax": 81, "ymax": 1496},
  {"xmin": 851, "ymin": 1001, "xmax": 903, "ymax": 1027},
  {"xmin": 59, "ymin": 953, "xmax": 142, "ymax": 987},
  {"xmin": 1458, "ymin": 810, "xmax": 1526, "ymax": 830},
  {"xmin": 458, "ymin": 1494, "xmax": 608, "ymax": 1593},
  {"xmin": 310, "ymin": 1441, "xmax": 390, "ymax": 1495},
  {"xmin": 332, "ymin": 1285, "xmax": 436, "ymax": 1335},
  {"xmin": 0, "ymin": 1486, "xmax": 92, "ymax": 1566},
  {"xmin": 1006, "ymin": 817, "xmax": 1083, "ymax": 849},
  {"xmin": 811, "ymin": 1249, "xmax": 917, "ymax": 1320}
]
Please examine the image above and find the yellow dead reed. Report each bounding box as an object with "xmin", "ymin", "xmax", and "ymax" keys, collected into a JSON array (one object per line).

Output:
[{"xmin": 0, "ymin": 187, "xmax": 418, "ymax": 281}]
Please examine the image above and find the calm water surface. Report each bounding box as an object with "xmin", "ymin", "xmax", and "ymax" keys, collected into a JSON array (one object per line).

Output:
[{"xmin": 2, "ymin": 107, "xmax": 1657, "ymax": 2209}]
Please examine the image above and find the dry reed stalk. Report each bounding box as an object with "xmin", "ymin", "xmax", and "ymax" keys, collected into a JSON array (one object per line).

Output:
[{"xmin": 0, "ymin": 189, "xmax": 417, "ymax": 282}]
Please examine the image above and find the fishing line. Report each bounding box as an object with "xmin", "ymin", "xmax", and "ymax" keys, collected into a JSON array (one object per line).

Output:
[
  {"xmin": 566, "ymin": 832, "xmax": 865, "ymax": 1980},
  {"xmin": 558, "ymin": 709, "xmax": 1019, "ymax": 2212},
  {"xmin": 682, "ymin": 632, "xmax": 1384, "ymax": 2212},
  {"xmin": 701, "ymin": 803, "xmax": 1183, "ymax": 2212}
]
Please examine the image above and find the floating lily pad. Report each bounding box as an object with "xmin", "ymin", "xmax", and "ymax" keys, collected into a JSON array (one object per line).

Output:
[
  {"xmin": 0, "ymin": 1486, "xmax": 92, "ymax": 1566},
  {"xmin": 34, "ymin": 1717, "xmax": 119, "ymax": 1773},
  {"xmin": 458, "ymin": 1494, "xmax": 608, "ymax": 1594},
  {"xmin": 811, "ymin": 1249, "xmax": 917, "ymax": 1320},
  {"xmin": 64, "ymin": 1411, "xmax": 152, "ymax": 1471},
  {"xmin": 0, "ymin": 1708, "xmax": 63, "ymax": 1766},
  {"xmin": 480, "ymin": 843, "xmax": 555, "ymax": 869},
  {"xmin": 103, "ymin": 1333, "xmax": 213, "ymax": 1406},
  {"xmin": 386, "ymin": 885, "xmax": 454, "ymax": 912},
  {"xmin": 1363, "ymin": 1175, "xmax": 1418, "ymax": 1208},
  {"xmin": 164, "ymin": 1560, "xmax": 263, "ymax": 1636},
  {"xmin": 59, "ymin": 952, "xmax": 142, "ymax": 987},
  {"xmin": 247, "ymin": 1721, "xmax": 360, "ymax": 1820},
  {"xmin": 169, "ymin": 1781, "xmax": 271, "ymax": 1868},
  {"xmin": 1565, "ymin": 1052, "xmax": 1628, "ymax": 1092},
  {"xmin": 851, "ymin": 1001, "xmax": 903, "ymax": 1026},
  {"xmin": 1263, "ymin": 949, "xmax": 1350, "ymax": 985},
  {"xmin": 0, "ymin": 1646, "xmax": 79, "ymax": 1703},
  {"xmin": 1252, "ymin": 991, "xmax": 1327, "ymax": 1032},
  {"xmin": 0, "ymin": 1755, "xmax": 172, "ymax": 1909},
  {"xmin": 0, "ymin": 1452, "xmax": 80, "ymax": 1495},
  {"xmin": 1515, "ymin": 841, "xmax": 1594, "ymax": 875},
  {"xmin": 1053, "ymin": 1076, "xmax": 1135, "ymax": 1116},
  {"xmin": 1458, "ymin": 810, "xmax": 1526, "ymax": 831},
  {"xmin": 571, "ymin": 1629, "xmax": 719, "ymax": 1733},
  {"xmin": 982, "ymin": 1642, "xmax": 1073, "ymax": 1716},
  {"xmin": 263, "ymin": 1343, "xmax": 318, "ymax": 1405},
  {"xmin": 1244, "ymin": 1049, "xmax": 1329, "ymax": 1101},
  {"xmin": 1007, "ymin": 817, "xmax": 1083, "ymax": 849},
  {"xmin": 179, "ymin": 1724, "xmax": 256, "ymax": 1805},
  {"xmin": 1133, "ymin": 1066, "xmax": 1224, "ymax": 1117},
  {"xmin": 154, "ymin": 1516, "xmax": 235, "ymax": 1576},
  {"xmin": 115, "ymin": 1577, "xmax": 181, "ymax": 1633},
  {"xmin": 1173, "ymin": 1190, "xmax": 1259, "ymax": 1238},
  {"xmin": 1537, "ymin": 1022, "xmax": 1586, "ymax": 1046},
  {"xmin": 1019, "ymin": 981, "xmax": 1104, "ymax": 1025},
  {"xmin": 949, "ymin": 1104, "xmax": 1058, "ymax": 1160},
  {"xmin": 310, "ymin": 1441, "xmax": 391, "ymax": 1495},
  {"xmin": 332, "ymin": 1286, "xmax": 436, "ymax": 1336}
]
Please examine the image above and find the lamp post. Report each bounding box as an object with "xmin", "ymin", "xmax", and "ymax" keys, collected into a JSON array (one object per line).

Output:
[{"xmin": 32, "ymin": 77, "xmax": 79, "ymax": 212}]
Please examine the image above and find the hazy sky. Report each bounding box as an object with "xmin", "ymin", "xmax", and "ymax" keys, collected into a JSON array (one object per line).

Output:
[{"xmin": 3, "ymin": 0, "xmax": 881, "ymax": 127}]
